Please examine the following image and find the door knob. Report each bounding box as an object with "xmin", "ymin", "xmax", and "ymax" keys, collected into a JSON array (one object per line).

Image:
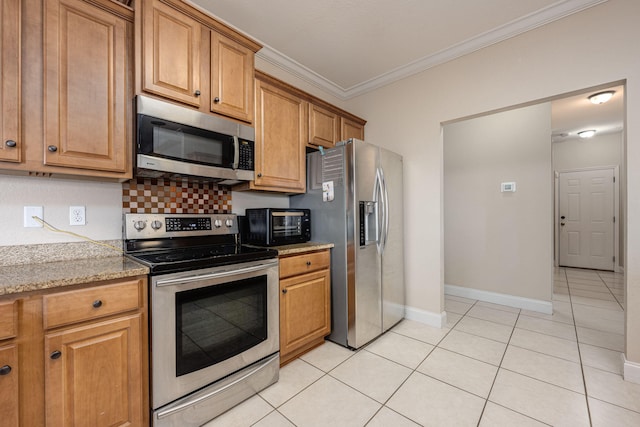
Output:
[
  {"xmin": 561, "ymin": 222, "xmax": 566, "ymax": 226},
  {"xmin": 560, "ymin": 215, "xmax": 566, "ymax": 220}
]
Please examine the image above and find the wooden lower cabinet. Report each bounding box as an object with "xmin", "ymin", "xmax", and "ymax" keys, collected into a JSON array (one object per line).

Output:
[
  {"xmin": 45, "ymin": 314, "xmax": 144, "ymax": 427},
  {"xmin": 0, "ymin": 344, "xmax": 19, "ymax": 427},
  {"xmin": 279, "ymin": 249, "xmax": 331, "ymax": 365},
  {"xmin": 0, "ymin": 276, "xmax": 148, "ymax": 426}
]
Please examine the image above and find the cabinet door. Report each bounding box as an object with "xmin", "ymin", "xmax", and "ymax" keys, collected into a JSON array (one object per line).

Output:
[
  {"xmin": 43, "ymin": 0, "xmax": 129, "ymax": 173},
  {"xmin": 45, "ymin": 314, "xmax": 144, "ymax": 427},
  {"xmin": 0, "ymin": 0, "xmax": 21, "ymax": 163},
  {"xmin": 309, "ymin": 103, "xmax": 339, "ymax": 148},
  {"xmin": 0, "ymin": 345, "xmax": 18, "ymax": 427},
  {"xmin": 280, "ymin": 269, "xmax": 331, "ymax": 358},
  {"xmin": 143, "ymin": 0, "xmax": 202, "ymax": 107},
  {"xmin": 253, "ymin": 79, "xmax": 306, "ymax": 192},
  {"xmin": 341, "ymin": 116, "xmax": 364, "ymax": 141},
  {"xmin": 210, "ymin": 32, "xmax": 254, "ymax": 123}
]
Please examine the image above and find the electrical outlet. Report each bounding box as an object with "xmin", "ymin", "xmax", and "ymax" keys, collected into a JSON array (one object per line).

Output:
[
  {"xmin": 24, "ymin": 206, "xmax": 44, "ymax": 227},
  {"xmin": 69, "ymin": 206, "xmax": 86, "ymax": 226}
]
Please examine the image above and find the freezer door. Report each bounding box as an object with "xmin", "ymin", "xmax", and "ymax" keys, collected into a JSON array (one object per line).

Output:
[
  {"xmin": 380, "ymin": 147, "xmax": 405, "ymax": 331},
  {"xmin": 349, "ymin": 139, "xmax": 383, "ymax": 348}
]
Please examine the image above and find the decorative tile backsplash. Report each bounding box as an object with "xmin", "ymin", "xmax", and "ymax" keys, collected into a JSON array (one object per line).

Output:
[{"xmin": 122, "ymin": 178, "xmax": 232, "ymax": 214}]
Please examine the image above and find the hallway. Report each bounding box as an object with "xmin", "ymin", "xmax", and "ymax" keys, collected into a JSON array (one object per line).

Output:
[{"xmin": 205, "ymin": 268, "xmax": 638, "ymax": 426}]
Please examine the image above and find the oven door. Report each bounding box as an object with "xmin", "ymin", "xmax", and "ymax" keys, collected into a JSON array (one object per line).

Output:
[{"xmin": 150, "ymin": 258, "xmax": 279, "ymax": 410}]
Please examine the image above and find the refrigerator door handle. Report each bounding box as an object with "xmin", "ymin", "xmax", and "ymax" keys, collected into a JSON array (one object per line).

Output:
[
  {"xmin": 380, "ymin": 167, "xmax": 389, "ymax": 253},
  {"xmin": 376, "ymin": 167, "xmax": 388, "ymax": 254}
]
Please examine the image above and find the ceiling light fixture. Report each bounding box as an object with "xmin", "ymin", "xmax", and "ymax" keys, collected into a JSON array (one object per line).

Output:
[
  {"xmin": 578, "ymin": 130, "xmax": 596, "ymax": 138},
  {"xmin": 588, "ymin": 91, "xmax": 615, "ymax": 104}
]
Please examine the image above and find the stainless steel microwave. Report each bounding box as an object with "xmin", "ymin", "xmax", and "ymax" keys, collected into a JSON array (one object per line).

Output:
[
  {"xmin": 244, "ymin": 208, "xmax": 311, "ymax": 246},
  {"xmin": 135, "ymin": 95, "xmax": 255, "ymax": 185}
]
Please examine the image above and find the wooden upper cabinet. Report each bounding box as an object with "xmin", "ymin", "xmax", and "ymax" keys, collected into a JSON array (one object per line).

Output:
[
  {"xmin": 0, "ymin": 0, "xmax": 21, "ymax": 163},
  {"xmin": 341, "ymin": 116, "xmax": 365, "ymax": 141},
  {"xmin": 43, "ymin": 0, "xmax": 130, "ymax": 174},
  {"xmin": 140, "ymin": 0, "xmax": 260, "ymax": 123},
  {"xmin": 210, "ymin": 32, "xmax": 254, "ymax": 123},
  {"xmin": 142, "ymin": 0, "xmax": 202, "ymax": 107},
  {"xmin": 252, "ymin": 75, "xmax": 307, "ymax": 193},
  {"xmin": 309, "ymin": 103, "xmax": 339, "ymax": 148}
]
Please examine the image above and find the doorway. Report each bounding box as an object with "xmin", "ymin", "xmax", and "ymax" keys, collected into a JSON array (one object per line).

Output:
[{"xmin": 556, "ymin": 168, "xmax": 617, "ymax": 271}]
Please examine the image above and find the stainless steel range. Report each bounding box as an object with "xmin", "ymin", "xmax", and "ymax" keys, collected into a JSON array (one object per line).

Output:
[{"xmin": 123, "ymin": 213, "xmax": 279, "ymax": 427}]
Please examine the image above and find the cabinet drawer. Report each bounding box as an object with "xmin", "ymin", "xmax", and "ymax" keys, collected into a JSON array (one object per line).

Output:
[
  {"xmin": 43, "ymin": 279, "xmax": 142, "ymax": 329},
  {"xmin": 280, "ymin": 250, "xmax": 330, "ymax": 279},
  {"xmin": 0, "ymin": 301, "xmax": 17, "ymax": 340}
]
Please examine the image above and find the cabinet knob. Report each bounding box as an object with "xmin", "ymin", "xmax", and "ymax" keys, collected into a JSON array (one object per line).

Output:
[
  {"xmin": 194, "ymin": 90, "xmax": 201, "ymax": 97},
  {"xmin": 257, "ymin": 173, "xmax": 262, "ymax": 178},
  {"xmin": 92, "ymin": 300, "xmax": 103, "ymax": 308},
  {"xmin": 282, "ymin": 289, "xmax": 287, "ymax": 294},
  {"xmin": 214, "ymin": 97, "xmax": 220, "ymax": 103},
  {"xmin": 0, "ymin": 365, "xmax": 12, "ymax": 375},
  {"xmin": 50, "ymin": 350, "xmax": 62, "ymax": 360},
  {"xmin": 5, "ymin": 140, "xmax": 16, "ymax": 148},
  {"xmin": 306, "ymin": 261, "xmax": 311, "ymax": 266},
  {"xmin": 48, "ymin": 145, "xmax": 58, "ymax": 152}
]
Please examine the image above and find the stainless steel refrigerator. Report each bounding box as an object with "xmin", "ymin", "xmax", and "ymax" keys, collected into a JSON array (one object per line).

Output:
[{"xmin": 290, "ymin": 138, "xmax": 404, "ymax": 349}]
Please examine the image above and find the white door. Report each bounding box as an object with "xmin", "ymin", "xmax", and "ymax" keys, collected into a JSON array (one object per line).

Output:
[{"xmin": 559, "ymin": 169, "xmax": 615, "ymax": 270}]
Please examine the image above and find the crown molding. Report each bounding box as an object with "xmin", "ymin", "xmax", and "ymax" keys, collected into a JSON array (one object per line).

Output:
[{"xmin": 256, "ymin": 0, "xmax": 607, "ymax": 100}]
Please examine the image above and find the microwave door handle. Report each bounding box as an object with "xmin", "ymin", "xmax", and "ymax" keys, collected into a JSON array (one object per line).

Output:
[{"xmin": 232, "ymin": 136, "xmax": 239, "ymax": 169}]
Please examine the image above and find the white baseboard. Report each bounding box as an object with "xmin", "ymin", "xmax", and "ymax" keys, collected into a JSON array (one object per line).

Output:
[
  {"xmin": 405, "ymin": 305, "xmax": 447, "ymax": 328},
  {"xmin": 445, "ymin": 284, "xmax": 553, "ymax": 314},
  {"xmin": 615, "ymin": 265, "xmax": 625, "ymax": 274},
  {"xmin": 623, "ymin": 355, "xmax": 640, "ymax": 384}
]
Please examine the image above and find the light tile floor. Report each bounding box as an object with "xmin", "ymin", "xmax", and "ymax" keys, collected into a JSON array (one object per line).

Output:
[{"xmin": 205, "ymin": 267, "xmax": 640, "ymax": 426}]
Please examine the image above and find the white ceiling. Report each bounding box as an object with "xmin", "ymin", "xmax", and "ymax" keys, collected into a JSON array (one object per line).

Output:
[
  {"xmin": 191, "ymin": 0, "xmax": 606, "ymax": 99},
  {"xmin": 189, "ymin": 0, "xmax": 622, "ymax": 138}
]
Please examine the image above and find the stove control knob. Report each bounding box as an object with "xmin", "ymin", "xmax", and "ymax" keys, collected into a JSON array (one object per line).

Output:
[
  {"xmin": 133, "ymin": 220, "xmax": 146, "ymax": 231},
  {"xmin": 213, "ymin": 219, "xmax": 222, "ymax": 228},
  {"xmin": 151, "ymin": 220, "xmax": 163, "ymax": 230},
  {"xmin": 225, "ymin": 219, "xmax": 233, "ymax": 227}
]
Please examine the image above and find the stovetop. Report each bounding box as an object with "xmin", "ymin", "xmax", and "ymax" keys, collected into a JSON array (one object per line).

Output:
[{"xmin": 123, "ymin": 213, "xmax": 277, "ymax": 275}]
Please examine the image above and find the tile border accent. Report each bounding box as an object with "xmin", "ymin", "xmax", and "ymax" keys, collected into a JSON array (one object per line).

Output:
[
  {"xmin": 405, "ymin": 306, "xmax": 447, "ymax": 328},
  {"xmin": 623, "ymin": 354, "xmax": 640, "ymax": 384},
  {"xmin": 445, "ymin": 284, "xmax": 552, "ymax": 314}
]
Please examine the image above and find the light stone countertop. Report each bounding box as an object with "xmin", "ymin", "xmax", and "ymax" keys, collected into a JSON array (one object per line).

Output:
[
  {"xmin": 0, "ymin": 256, "xmax": 149, "ymax": 296},
  {"xmin": 266, "ymin": 242, "xmax": 334, "ymax": 256}
]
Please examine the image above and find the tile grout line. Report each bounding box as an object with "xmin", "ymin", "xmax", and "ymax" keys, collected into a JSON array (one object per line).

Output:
[
  {"xmin": 564, "ymin": 268, "xmax": 594, "ymax": 427},
  {"xmin": 475, "ymin": 306, "xmax": 522, "ymax": 426}
]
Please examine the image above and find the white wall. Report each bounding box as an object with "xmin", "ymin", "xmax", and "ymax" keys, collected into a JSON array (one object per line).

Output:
[
  {"xmin": 0, "ymin": 175, "xmax": 123, "ymax": 245},
  {"xmin": 336, "ymin": 0, "xmax": 640, "ymax": 366},
  {"xmin": 444, "ymin": 103, "xmax": 552, "ymax": 301},
  {"xmin": 553, "ymin": 132, "xmax": 623, "ymax": 171}
]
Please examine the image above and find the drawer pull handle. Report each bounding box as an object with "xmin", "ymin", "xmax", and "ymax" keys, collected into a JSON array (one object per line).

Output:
[
  {"xmin": 5, "ymin": 140, "xmax": 17, "ymax": 148},
  {"xmin": 282, "ymin": 289, "xmax": 287, "ymax": 294},
  {"xmin": 0, "ymin": 365, "xmax": 12, "ymax": 375},
  {"xmin": 92, "ymin": 300, "xmax": 103, "ymax": 308},
  {"xmin": 47, "ymin": 145, "xmax": 58, "ymax": 152},
  {"xmin": 50, "ymin": 350, "xmax": 62, "ymax": 360},
  {"xmin": 306, "ymin": 261, "xmax": 311, "ymax": 266}
]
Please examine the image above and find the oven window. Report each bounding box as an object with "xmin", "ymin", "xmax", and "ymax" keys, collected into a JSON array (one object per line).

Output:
[
  {"xmin": 271, "ymin": 216, "xmax": 302, "ymax": 238},
  {"xmin": 175, "ymin": 275, "xmax": 267, "ymax": 377}
]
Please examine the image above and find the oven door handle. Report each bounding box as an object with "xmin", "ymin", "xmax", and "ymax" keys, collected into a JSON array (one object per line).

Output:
[{"xmin": 155, "ymin": 261, "xmax": 276, "ymax": 287}]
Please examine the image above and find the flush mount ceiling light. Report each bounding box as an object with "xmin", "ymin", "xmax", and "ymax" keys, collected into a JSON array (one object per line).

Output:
[
  {"xmin": 578, "ymin": 130, "xmax": 596, "ymax": 138},
  {"xmin": 588, "ymin": 91, "xmax": 615, "ymax": 104}
]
